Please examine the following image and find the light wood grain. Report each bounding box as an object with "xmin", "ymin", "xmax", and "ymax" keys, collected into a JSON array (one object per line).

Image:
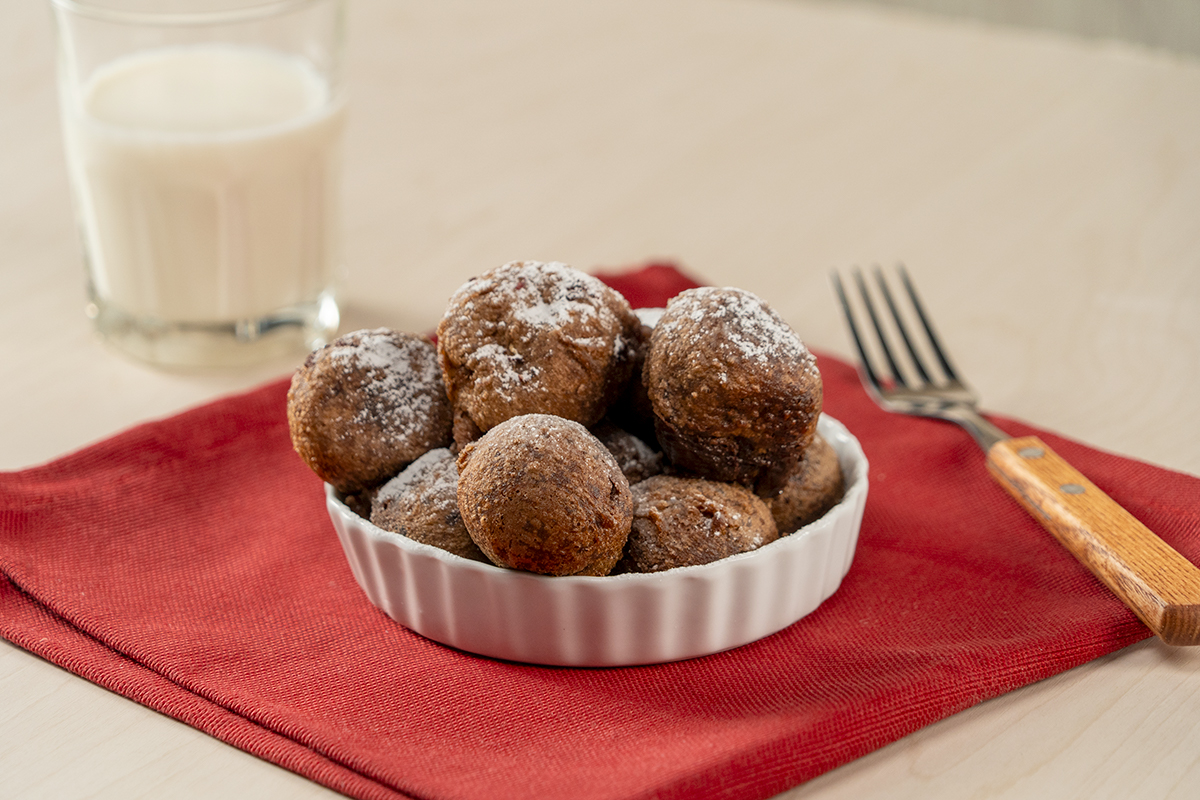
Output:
[
  {"xmin": 988, "ymin": 436, "xmax": 1200, "ymax": 646},
  {"xmin": 3, "ymin": 0, "xmax": 1200, "ymax": 797}
]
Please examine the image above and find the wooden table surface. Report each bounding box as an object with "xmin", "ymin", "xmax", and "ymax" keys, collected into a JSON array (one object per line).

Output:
[{"xmin": 3, "ymin": 0, "xmax": 1199, "ymax": 797}]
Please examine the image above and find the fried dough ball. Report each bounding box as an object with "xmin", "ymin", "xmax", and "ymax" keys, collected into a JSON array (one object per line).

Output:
[
  {"xmin": 341, "ymin": 489, "xmax": 377, "ymax": 520},
  {"xmin": 287, "ymin": 329, "xmax": 453, "ymax": 494},
  {"xmin": 590, "ymin": 421, "xmax": 663, "ymax": 485},
  {"xmin": 371, "ymin": 448, "xmax": 487, "ymax": 562},
  {"xmin": 617, "ymin": 475, "xmax": 778, "ymax": 573},
  {"xmin": 456, "ymin": 414, "xmax": 632, "ymax": 576},
  {"xmin": 604, "ymin": 306, "xmax": 662, "ymax": 448},
  {"xmin": 768, "ymin": 434, "xmax": 845, "ymax": 534},
  {"xmin": 644, "ymin": 287, "xmax": 822, "ymax": 496},
  {"xmin": 437, "ymin": 261, "xmax": 641, "ymax": 444}
]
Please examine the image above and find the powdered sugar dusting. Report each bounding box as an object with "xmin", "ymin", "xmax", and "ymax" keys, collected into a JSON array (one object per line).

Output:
[
  {"xmin": 376, "ymin": 448, "xmax": 457, "ymax": 506},
  {"xmin": 443, "ymin": 261, "xmax": 632, "ymax": 400},
  {"xmin": 592, "ymin": 424, "xmax": 662, "ymax": 484},
  {"xmin": 495, "ymin": 412, "xmax": 591, "ymax": 445},
  {"xmin": 661, "ymin": 287, "xmax": 814, "ymax": 371},
  {"xmin": 473, "ymin": 413, "xmax": 623, "ymax": 476},
  {"xmin": 326, "ymin": 328, "xmax": 446, "ymax": 443},
  {"xmin": 464, "ymin": 343, "xmax": 542, "ymax": 401},
  {"xmin": 448, "ymin": 262, "xmax": 612, "ymax": 340}
]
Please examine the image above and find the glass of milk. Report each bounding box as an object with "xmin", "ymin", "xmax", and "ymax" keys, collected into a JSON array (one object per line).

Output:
[{"xmin": 51, "ymin": 0, "xmax": 346, "ymax": 367}]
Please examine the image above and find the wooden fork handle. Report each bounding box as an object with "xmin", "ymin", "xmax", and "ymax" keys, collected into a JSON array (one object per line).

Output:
[{"xmin": 986, "ymin": 436, "xmax": 1200, "ymax": 646}]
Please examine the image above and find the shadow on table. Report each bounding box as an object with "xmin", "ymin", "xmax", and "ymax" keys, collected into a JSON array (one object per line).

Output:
[{"xmin": 837, "ymin": 0, "xmax": 1200, "ymax": 59}]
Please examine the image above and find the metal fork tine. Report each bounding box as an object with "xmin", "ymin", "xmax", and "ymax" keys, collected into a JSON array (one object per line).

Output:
[
  {"xmin": 834, "ymin": 266, "xmax": 1200, "ymax": 647},
  {"xmin": 830, "ymin": 271, "xmax": 884, "ymax": 394},
  {"xmin": 852, "ymin": 268, "xmax": 908, "ymax": 389},
  {"xmin": 872, "ymin": 265, "xmax": 932, "ymax": 385},
  {"xmin": 896, "ymin": 264, "xmax": 960, "ymax": 384},
  {"xmin": 832, "ymin": 264, "xmax": 1004, "ymax": 448}
]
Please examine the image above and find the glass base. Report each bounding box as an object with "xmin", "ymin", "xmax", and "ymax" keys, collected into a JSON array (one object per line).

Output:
[{"xmin": 88, "ymin": 291, "xmax": 340, "ymax": 368}]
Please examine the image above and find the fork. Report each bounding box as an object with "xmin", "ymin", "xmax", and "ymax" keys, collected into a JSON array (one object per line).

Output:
[{"xmin": 832, "ymin": 265, "xmax": 1200, "ymax": 646}]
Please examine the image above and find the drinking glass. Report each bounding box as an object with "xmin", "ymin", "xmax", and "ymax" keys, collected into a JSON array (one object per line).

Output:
[{"xmin": 51, "ymin": 0, "xmax": 347, "ymax": 367}]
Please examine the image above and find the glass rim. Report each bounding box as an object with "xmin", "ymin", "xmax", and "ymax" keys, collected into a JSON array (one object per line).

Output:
[{"xmin": 49, "ymin": 0, "xmax": 332, "ymax": 26}]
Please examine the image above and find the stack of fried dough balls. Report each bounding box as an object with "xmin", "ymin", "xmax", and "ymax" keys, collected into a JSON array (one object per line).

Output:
[{"xmin": 287, "ymin": 260, "xmax": 844, "ymax": 576}]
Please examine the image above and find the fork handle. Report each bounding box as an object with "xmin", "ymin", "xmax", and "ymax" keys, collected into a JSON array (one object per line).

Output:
[{"xmin": 986, "ymin": 436, "xmax": 1200, "ymax": 646}]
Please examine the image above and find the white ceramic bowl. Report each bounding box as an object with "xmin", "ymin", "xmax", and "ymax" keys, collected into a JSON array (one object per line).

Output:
[{"xmin": 326, "ymin": 415, "xmax": 868, "ymax": 666}]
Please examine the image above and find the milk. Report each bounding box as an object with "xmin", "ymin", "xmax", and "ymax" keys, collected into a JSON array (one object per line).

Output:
[{"xmin": 61, "ymin": 44, "xmax": 345, "ymax": 324}]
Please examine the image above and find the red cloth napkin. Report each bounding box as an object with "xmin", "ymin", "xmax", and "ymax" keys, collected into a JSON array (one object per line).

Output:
[{"xmin": 3, "ymin": 264, "xmax": 1199, "ymax": 800}]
